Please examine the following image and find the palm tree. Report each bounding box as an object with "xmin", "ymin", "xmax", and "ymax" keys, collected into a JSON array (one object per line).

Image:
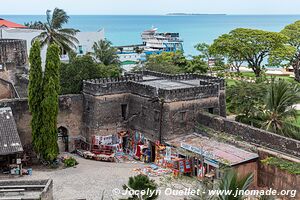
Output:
[
  {"xmin": 32, "ymin": 8, "xmax": 79, "ymax": 53},
  {"xmin": 259, "ymin": 79, "xmax": 300, "ymax": 138},
  {"xmin": 92, "ymin": 39, "xmax": 120, "ymax": 66},
  {"xmin": 134, "ymin": 46, "xmax": 144, "ymax": 72},
  {"xmin": 216, "ymin": 170, "xmax": 254, "ymax": 200}
]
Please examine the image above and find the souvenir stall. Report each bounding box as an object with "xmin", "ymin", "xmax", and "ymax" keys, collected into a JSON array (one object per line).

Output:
[
  {"xmin": 91, "ymin": 134, "xmax": 123, "ymax": 162},
  {"xmin": 128, "ymin": 131, "xmax": 153, "ymax": 163},
  {"xmin": 154, "ymin": 142, "xmax": 192, "ymax": 177}
]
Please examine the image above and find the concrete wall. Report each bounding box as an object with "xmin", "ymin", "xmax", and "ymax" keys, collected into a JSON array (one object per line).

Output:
[
  {"xmin": 0, "ymin": 95, "xmax": 83, "ymax": 151},
  {"xmin": 197, "ymin": 112, "xmax": 300, "ymax": 157}
]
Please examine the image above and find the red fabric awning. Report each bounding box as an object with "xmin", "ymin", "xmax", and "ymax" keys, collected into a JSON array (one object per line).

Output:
[{"xmin": 0, "ymin": 18, "xmax": 27, "ymax": 28}]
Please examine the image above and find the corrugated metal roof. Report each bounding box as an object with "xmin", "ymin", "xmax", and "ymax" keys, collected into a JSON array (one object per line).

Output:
[
  {"xmin": 0, "ymin": 107, "xmax": 23, "ymax": 155},
  {"xmin": 166, "ymin": 133, "xmax": 258, "ymax": 166}
]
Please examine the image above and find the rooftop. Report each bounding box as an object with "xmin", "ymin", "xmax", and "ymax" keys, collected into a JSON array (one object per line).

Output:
[
  {"xmin": 0, "ymin": 19, "xmax": 27, "ymax": 28},
  {"xmin": 0, "ymin": 107, "xmax": 23, "ymax": 156},
  {"xmin": 83, "ymin": 70, "xmax": 224, "ymax": 102},
  {"xmin": 166, "ymin": 133, "xmax": 259, "ymax": 166}
]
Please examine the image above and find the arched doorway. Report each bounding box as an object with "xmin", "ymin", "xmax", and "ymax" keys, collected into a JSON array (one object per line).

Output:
[{"xmin": 58, "ymin": 126, "xmax": 69, "ymax": 152}]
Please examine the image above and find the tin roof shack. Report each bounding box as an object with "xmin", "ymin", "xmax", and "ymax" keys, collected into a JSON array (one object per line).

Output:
[
  {"xmin": 167, "ymin": 133, "xmax": 259, "ymax": 186},
  {"xmin": 0, "ymin": 107, "xmax": 23, "ymax": 173},
  {"xmin": 0, "ymin": 179, "xmax": 53, "ymax": 200}
]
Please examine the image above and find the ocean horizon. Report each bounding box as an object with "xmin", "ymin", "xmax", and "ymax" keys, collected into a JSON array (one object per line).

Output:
[{"xmin": 2, "ymin": 14, "xmax": 300, "ymax": 55}]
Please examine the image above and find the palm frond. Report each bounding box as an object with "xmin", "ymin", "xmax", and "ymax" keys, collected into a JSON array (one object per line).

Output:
[{"xmin": 51, "ymin": 8, "xmax": 69, "ymax": 29}]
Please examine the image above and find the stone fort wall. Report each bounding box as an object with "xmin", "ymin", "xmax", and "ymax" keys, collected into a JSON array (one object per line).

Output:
[
  {"xmin": 0, "ymin": 95, "xmax": 83, "ymax": 151},
  {"xmin": 197, "ymin": 112, "xmax": 300, "ymax": 157},
  {"xmin": 0, "ymin": 39, "xmax": 27, "ymax": 67}
]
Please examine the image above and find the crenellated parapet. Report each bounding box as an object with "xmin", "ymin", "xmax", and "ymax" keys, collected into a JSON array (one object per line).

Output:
[
  {"xmin": 83, "ymin": 71, "xmax": 223, "ymax": 102},
  {"xmin": 158, "ymin": 83, "xmax": 219, "ymax": 101},
  {"xmin": 135, "ymin": 70, "xmax": 225, "ymax": 89}
]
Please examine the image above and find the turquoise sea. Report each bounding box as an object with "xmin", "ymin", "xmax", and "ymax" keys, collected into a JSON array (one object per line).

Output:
[{"xmin": 2, "ymin": 15, "xmax": 300, "ymax": 55}]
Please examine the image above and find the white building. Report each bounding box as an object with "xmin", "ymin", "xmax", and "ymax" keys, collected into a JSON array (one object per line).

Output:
[{"xmin": 1, "ymin": 28, "xmax": 105, "ymax": 65}]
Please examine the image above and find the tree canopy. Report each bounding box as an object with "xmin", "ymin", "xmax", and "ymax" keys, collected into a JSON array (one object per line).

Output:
[
  {"xmin": 278, "ymin": 20, "xmax": 300, "ymax": 82},
  {"xmin": 210, "ymin": 28, "xmax": 289, "ymax": 77},
  {"xmin": 60, "ymin": 55, "xmax": 122, "ymax": 94},
  {"xmin": 92, "ymin": 39, "xmax": 120, "ymax": 66},
  {"xmin": 32, "ymin": 8, "xmax": 79, "ymax": 52},
  {"xmin": 144, "ymin": 51, "xmax": 208, "ymax": 74},
  {"xmin": 28, "ymin": 41, "xmax": 43, "ymax": 155}
]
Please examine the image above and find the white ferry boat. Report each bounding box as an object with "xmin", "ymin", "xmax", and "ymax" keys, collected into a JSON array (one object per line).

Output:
[{"xmin": 116, "ymin": 27, "xmax": 184, "ymax": 71}]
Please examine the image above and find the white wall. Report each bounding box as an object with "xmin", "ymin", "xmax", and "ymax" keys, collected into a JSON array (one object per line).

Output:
[{"xmin": 2, "ymin": 28, "xmax": 105, "ymax": 66}]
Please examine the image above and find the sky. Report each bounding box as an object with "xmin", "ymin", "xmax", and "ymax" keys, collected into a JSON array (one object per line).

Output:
[{"xmin": 1, "ymin": 0, "xmax": 300, "ymax": 15}]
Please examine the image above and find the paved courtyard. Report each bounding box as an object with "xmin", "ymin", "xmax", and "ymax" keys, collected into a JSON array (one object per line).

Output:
[
  {"xmin": 2, "ymin": 155, "xmax": 147, "ymax": 200},
  {"xmin": 1, "ymin": 154, "xmax": 200, "ymax": 200}
]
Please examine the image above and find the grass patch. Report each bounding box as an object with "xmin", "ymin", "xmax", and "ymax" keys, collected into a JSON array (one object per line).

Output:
[
  {"xmin": 261, "ymin": 157, "xmax": 300, "ymax": 175},
  {"xmin": 295, "ymin": 111, "xmax": 300, "ymax": 127},
  {"xmin": 225, "ymin": 79, "xmax": 239, "ymax": 86}
]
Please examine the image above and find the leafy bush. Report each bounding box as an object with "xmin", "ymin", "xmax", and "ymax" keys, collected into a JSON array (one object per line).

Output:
[
  {"xmin": 63, "ymin": 156, "xmax": 78, "ymax": 167},
  {"xmin": 261, "ymin": 157, "xmax": 300, "ymax": 175}
]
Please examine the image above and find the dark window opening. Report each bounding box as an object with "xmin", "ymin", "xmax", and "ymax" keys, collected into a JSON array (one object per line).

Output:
[
  {"xmin": 180, "ymin": 111, "xmax": 187, "ymax": 122},
  {"xmin": 154, "ymin": 110, "xmax": 160, "ymax": 122},
  {"xmin": 121, "ymin": 104, "xmax": 128, "ymax": 120},
  {"xmin": 208, "ymin": 108, "xmax": 214, "ymax": 114},
  {"xmin": 141, "ymin": 106, "xmax": 147, "ymax": 116}
]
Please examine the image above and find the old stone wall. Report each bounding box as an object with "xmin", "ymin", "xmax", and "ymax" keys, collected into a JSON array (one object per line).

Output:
[
  {"xmin": 83, "ymin": 92, "xmax": 221, "ymax": 142},
  {"xmin": 82, "ymin": 93, "xmax": 130, "ymax": 140},
  {"xmin": 258, "ymin": 151, "xmax": 300, "ymax": 199},
  {"xmin": 197, "ymin": 112, "xmax": 300, "ymax": 157},
  {"xmin": 162, "ymin": 97, "xmax": 220, "ymax": 140},
  {"xmin": 0, "ymin": 39, "xmax": 27, "ymax": 66},
  {"xmin": 0, "ymin": 95, "xmax": 83, "ymax": 151}
]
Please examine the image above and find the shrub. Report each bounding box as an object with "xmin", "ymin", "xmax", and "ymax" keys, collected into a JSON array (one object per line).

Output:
[{"xmin": 63, "ymin": 156, "xmax": 78, "ymax": 167}]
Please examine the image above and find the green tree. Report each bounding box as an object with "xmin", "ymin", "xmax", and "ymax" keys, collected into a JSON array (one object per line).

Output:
[
  {"xmin": 210, "ymin": 35, "xmax": 245, "ymax": 73},
  {"xmin": 40, "ymin": 77, "xmax": 59, "ymax": 161},
  {"xmin": 32, "ymin": 8, "xmax": 79, "ymax": 52},
  {"xmin": 216, "ymin": 170, "xmax": 254, "ymax": 200},
  {"xmin": 60, "ymin": 55, "xmax": 122, "ymax": 94},
  {"xmin": 280, "ymin": 20, "xmax": 300, "ymax": 82},
  {"xmin": 44, "ymin": 44, "xmax": 61, "ymax": 94},
  {"xmin": 28, "ymin": 41, "xmax": 43, "ymax": 155},
  {"xmin": 122, "ymin": 174, "xmax": 158, "ymax": 200},
  {"xmin": 24, "ymin": 21, "xmax": 45, "ymax": 30},
  {"xmin": 92, "ymin": 39, "xmax": 120, "ymax": 65},
  {"xmin": 144, "ymin": 51, "xmax": 186, "ymax": 74},
  {"xmin": 227, "ymin": 81, "xmax": 267, "ymax": 120},
  {"xmin": 211, "ymin": 28, "xmax": 288, "ymax": 77},
  {"xmin": 185, "ymin": 55, "xmax": 208, "ymax": 73},
  {"xmin": 259, "ymin": 79, "xmax": 300, "ymax": 138}
]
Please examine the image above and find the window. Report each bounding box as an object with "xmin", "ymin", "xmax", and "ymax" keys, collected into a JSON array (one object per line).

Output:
[
  {"xmin": 154, "ymin": 110, "xmax": 160, "ymax": 122},
  {"xmin": 121, "ymin": 104, "xmax": 128, "ymax": 120},
  {"xmin": 208, "ymin": 108, "xmax": 214, "ymax": 114},
  {"xmin": 78, "ymin": 45, "xmax": 83, "ymax": 54},
  {"xmin": 141, "ymin": 106, "xmax": 147, "ymax": 116},
  {"xmin": 0, "ymin": 64, "xmax": 3, "ymax": 70},
  {"xmin": 180, "ymin": 111, "xmax": 187, "ymax": 122}
]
